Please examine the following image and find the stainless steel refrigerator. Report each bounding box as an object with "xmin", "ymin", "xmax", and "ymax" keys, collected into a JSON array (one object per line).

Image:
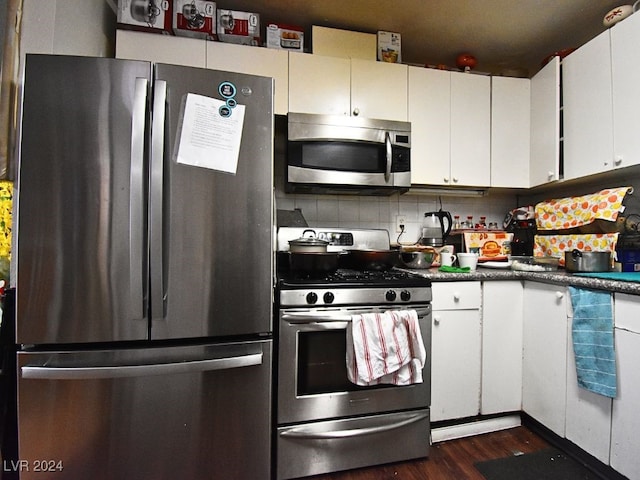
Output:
[{"xmin": 10, "ymin": 54, "xmax": 273, "ymax": 480}]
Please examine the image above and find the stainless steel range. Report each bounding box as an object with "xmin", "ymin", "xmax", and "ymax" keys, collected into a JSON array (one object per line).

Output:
[{"xmin": 275, "ymin": 228, "xmax": 432, "ymax": 480}]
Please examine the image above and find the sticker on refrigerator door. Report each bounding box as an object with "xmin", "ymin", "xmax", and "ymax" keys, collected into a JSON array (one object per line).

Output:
[
  {"xmin": 218, "ymin": 81, "xmax": 237, "ymax": 99},
  {"xmin": 173, "ymin": 93, "xmax": 245, "ymax": 174}
]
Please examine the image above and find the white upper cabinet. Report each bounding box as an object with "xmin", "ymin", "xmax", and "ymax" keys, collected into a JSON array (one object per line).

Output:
[
  {"xmin": 288, "ymin": 52, "xmax": 408, "ymax": 121},
  {"xmin": 491, "ymin": 76, "xmax": 530, "ymax": 188},
  {"xmin": 611, "ymin": 11, "xmax": 640, "ymax": 170},
  {"xmin": 116, "ymin": 31, "xmax": 289, "ymax": 114},
  {"xmin": 206, "ymin": 42, "xmax": 289, "ymax": 115},
  {"xmin": 350, "ymin": 58, "xmax": 408, "ymax": 121},
  {"xmin": 408, "ymin": 66, "xmax": 451, "ymax": 186},
  {"xmin": 408, "ymin": 67, "xmax": 490, "ymax": 187},
  {"xmin": 450, "ymin": 71, "xmax": 491, "ymax": 186},
  {"xmin": 116, "ymin": 30, "xmax": 206, "ymax": 67},
  {"xmin": 529, "ymin": 57, "xmax": 561, "ymax": 186},
  {"xmin": 563, "ymin": 29, "xmax": 614, "ymax": 180},
  {"xmin": 288, "ymin": 52, "xmax": 351, "ymax": 116}
]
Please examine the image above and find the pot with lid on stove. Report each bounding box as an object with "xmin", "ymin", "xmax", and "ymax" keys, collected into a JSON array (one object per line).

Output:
[{"xmin": 288, "ymin": 229, "xmax": 329, "ymax": 253}]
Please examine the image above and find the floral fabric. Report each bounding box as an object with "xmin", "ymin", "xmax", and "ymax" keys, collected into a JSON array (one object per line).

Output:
[
  {"xmin": 535, "ymin": 187, "xmax": 632, "ymax": 231},
  {"xmin": 534, "ymin": 233, "xmax": 619, "ymax": 265},
  {"xmin": 0, "ymin": 181, "xmax": 11, "ymax": 259}
]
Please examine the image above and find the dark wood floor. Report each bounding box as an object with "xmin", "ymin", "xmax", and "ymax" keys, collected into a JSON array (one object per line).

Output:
[{"xmin": 308, "ymin": 426, "xmax": 550, "ymax": 480}]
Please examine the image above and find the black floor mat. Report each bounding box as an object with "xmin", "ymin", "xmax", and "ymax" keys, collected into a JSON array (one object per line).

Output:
[{"xmin": 474, "ymin": 447, "xmax": 599, "ymax": 480}]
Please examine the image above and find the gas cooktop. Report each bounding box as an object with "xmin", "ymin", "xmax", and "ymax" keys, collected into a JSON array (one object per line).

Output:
[{"xmin": 277, "ymin": 268, "xmax": 432, "ymax": 289}]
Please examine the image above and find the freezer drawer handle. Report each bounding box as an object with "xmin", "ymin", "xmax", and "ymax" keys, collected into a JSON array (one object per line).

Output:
[
  {"xmin": 279, "ymin": 411, "xmax": 428, "ymax": 440},
  {"xmin": 21, "ymin": 352, "xmax": 263, "ymax": 380}
]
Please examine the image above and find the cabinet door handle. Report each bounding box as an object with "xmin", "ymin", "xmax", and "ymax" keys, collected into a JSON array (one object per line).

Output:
[
  {"xmin": 547, "ymin": 171, "xmax": 555, "ymax": 180},
  {"xmin": 433, "ymin": 316, "xmax": 441, "ymax": 325},
  {"xmin": 555, "ymin": 291, "xmax": 564, "ymax": 299},
  {"xmin": 614, "ymin": 155, "xmax": 623, "ymax": 166},
  {"xmin": 453, "ymin": 292, "xmax": 461, "ymax": 302},
  {"xmin": 352, "ymin": 107, "xmax": 360, "ymax": 116}
]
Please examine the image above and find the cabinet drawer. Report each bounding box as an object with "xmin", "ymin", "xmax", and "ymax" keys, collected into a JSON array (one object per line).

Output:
[
  {"xmin": 614, "ymin": 293, "xmax": 640, "ymax": 333},
  {"xmin": 432, "ymin": 282, "xmax": 481, "ymax": 310}
]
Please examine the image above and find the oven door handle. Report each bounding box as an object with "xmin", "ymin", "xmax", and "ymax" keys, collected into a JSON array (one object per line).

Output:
[
  {"xmin": 282, "ymin": 307, "xmax": 431, "ymax": 325},
  {"xmin": 279, "ymin": 411, "xmax": 429, "ymax": 440},
  {"xmin": 282, "ymin": 313, "xmax": 351, "ymax": 324}
]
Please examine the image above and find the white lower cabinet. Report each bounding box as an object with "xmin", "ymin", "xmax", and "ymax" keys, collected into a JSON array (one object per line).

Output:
[
  {"xmin": 522, "ymin": 282, "xmax": 568, "ymax": 437},
  {"xmin": 565, "ymin": 293, "xmax": 613, "ymax": 465},
  {"xmin": 481, "ymin": 281, "xmax": 523, "ymax": 414},
  {"xmin": 610, "ymin": 293, "xmax": 640, "ymax": 480},
  {"xmin": 430, "ymin": 282, "xmax": 481, "ymax": 422}
]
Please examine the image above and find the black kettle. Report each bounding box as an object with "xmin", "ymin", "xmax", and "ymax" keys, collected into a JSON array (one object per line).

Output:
[{"xmin": 419, "ymin": 210, "xmax": 453, "ymax": 247}]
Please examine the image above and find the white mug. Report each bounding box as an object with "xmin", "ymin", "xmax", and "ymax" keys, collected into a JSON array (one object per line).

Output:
[
  {"xmin": 440, "ymin": 252, "xmax": 457, "ymax": 267},
  {"xmin": 457, "ymin": 252, "xmax": 479, "ymax": 271}
]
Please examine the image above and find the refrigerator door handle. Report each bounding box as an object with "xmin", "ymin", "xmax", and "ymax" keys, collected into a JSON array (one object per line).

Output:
[
  {"xmin": 21, "ymin": 351, "xmax": 263, "ymax": 380},
  {"xmin": 149, "ymin": 79, "xmax": 167, "ymax": 320},
  {"xmin": 130, "ymin": 77, "xmax": 148, "ymax": 320}
]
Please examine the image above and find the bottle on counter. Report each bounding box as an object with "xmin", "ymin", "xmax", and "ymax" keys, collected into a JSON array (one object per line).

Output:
[{"xmin": 453, "ymin": 215, "xmax": 461, "ymax": 230}]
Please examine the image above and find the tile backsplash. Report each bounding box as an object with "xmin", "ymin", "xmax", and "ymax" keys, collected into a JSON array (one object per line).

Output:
[{"xmin": 275, "ymin": 189, "xmax": 518, "ymax": 244}]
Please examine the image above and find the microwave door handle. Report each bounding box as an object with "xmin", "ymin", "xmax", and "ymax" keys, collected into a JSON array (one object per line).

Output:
[{"xmin": 385, "ymin": 131, "xmax": 392, "ymax": 183}]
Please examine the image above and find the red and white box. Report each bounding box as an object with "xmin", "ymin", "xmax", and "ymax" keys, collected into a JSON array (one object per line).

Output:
[
  {"xmin": 266, "ymin": 23, "xmax": 304, "ymax": 51},
  {"xmin": 117, "ymin": 0, "xmax": 173, "ymax": 34},
  {"xmin": 216, "ymin": 9, "xmax": 261, "ymax": 45},
  {"xmin": 173, "ymin": 0, "xmax": 216, "ymax": 40},
  {"xmin": 377, "ymin": 31, "xmax": 402, "ymax": 63}
]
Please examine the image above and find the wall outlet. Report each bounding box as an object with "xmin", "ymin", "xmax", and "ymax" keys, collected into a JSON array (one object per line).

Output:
[{"xmin": 395, "ymin": 215, "xmax": 407, "ymax": 233}]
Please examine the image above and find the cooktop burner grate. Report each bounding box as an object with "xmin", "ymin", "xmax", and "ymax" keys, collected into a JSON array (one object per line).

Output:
[{"xmin": 278, "ymin": 268, "xmax": 431, "ymax": 289}]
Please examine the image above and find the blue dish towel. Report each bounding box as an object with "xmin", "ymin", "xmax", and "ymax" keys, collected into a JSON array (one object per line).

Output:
[{"xmin": 568, "ymin": 287, "xmax": 617, "ymax": 398}]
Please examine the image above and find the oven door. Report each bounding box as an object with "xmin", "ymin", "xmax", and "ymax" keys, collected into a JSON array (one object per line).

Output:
[{"xmin": 277, "ymin": 305, "xmax": 431, "ymax": 425}]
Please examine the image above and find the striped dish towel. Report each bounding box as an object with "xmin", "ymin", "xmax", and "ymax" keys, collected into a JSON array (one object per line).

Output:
[
  {"xmin": 568, "ymin": 287, "xmax": 617, "ymax": 398},
  {"xmin": 346, "ymin": 310, "xmax": 426, "ymax": 386}
]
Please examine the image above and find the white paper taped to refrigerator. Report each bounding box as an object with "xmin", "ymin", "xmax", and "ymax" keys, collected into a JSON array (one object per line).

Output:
[{"xmin": 174, "ymin": 93, "xmax": 245, "ymax": 174}]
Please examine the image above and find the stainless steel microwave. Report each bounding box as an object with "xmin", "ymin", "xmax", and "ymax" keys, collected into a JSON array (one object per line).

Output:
[{"xmin": 285, "ymin": 113, "xmax": 411, "ymax": 195}]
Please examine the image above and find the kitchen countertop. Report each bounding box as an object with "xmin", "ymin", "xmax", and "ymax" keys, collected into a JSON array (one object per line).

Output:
[{"xmin": 400, "ymin": 267, "xmax": 640, "ymax": 296}]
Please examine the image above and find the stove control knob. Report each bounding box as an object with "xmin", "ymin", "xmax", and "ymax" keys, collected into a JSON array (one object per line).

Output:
[
  {"xmin": 306, "ymin": 292, "xmax": 318, "ymax": 304},
  {"xmin": 385, "ymin": 290, "xmax": 397, "ymax": 302},
  {"xmin": 323, "ymin": 292, "xmax": 335, "ymax": 304},
  {"xmin": 401, "ymin": 290, "xmax": 411, "ymax": 302}
]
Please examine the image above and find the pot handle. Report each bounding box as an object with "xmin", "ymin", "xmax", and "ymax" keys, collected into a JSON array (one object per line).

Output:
[
  {"xmin": 301, "ymin": 229, "xmax": 317, "ymax": 238},
  {"xmin": 571, "ymin": 249, "xmax": 582, "ymax": 258}
]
